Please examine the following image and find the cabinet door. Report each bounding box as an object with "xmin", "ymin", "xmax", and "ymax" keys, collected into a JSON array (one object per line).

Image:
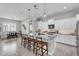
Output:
[
  {"xmin": 69, "ymin": 36, "xmax": 77, "ymax": 46},
  {"xmin": 56, "ymin": 35, "xmax": 65, "ymax": 43},
  {"xmin": 56, "ymin": 35, "xmax": 76, "ymax": 46}
]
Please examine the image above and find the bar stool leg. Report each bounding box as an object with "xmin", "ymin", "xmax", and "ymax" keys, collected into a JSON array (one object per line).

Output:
[
  {"xmin": 36, "ymin": 48, "xmax": 38, "ymax": 56},
  {"xmin": 35, "ymin": 43, "xmax": 38, "ymax": 56},
  {"xmin": 21, "ymin": 40, "xmax": 22, "ymax": 45},
  {"xmin": 41, "ymin": 47, "xmax": 43, "ymax": 56},
  {"xmin": 23, "ymin": 43, "xmax": 26, "ymax": 48},
  {"xmin": 46, "ymin": 43, "xmax": 48, "ymax": 55},
  {"xmin": 29, "ymin": 41, "xmax": 31, "ymax": 50},
  {"xmin": 33, "ymin": 42, "xmax": 35, "ymax": 54},
  {"xmin": 23, "ymin": 40, "xmax": 27, "ymax": 48},
  {"xmin": 28, "ymin": 40, "xmax": 31, "ymax": 50},
  {"xmin": 28, "ymin": 40, "xmax": 30, "ymax": 49},
  {"xmin": 28, "ymin": 39, "xmax": 29, "ymax": 48}
]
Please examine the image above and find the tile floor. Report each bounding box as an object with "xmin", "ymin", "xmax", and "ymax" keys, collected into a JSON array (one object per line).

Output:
[
  {"xmin": 53, "ymin": 43, "xmax": 77, "ymax": 56},
  {"xmin": 0, "ymin": 38, "xmax": 35, "ymax": 56},
  {"xmin": 0, "ymin": 38, "xmax": 78, "ymax": 56}
]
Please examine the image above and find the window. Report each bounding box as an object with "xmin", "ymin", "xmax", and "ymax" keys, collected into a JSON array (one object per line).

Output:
[{"xmin": 3, "ymin": 22, "xmax": 16, "ymax": 32}]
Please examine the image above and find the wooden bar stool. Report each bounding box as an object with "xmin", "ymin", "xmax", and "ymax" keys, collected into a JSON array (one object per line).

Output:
[
  {"xmin": 23, "ymin": 34, "xmax": 28, "ymax": 48},
  {"xmin": 21, "ymin": 34, "xmax": 28, "ymax": 46},
  {"xmin": 33, "ymin": 37, "xmax": 37, "ymax": 54},
  {"xmin": 28, "ymin": 35, "xmax": 35, "ymax": 50},
  {"xmin": 34, "ymin": 37, "xmax": 48, "ymax": 56},
  {"xmin": 21, "ymin": 34, "xmax": 25, "ymax": 45}
]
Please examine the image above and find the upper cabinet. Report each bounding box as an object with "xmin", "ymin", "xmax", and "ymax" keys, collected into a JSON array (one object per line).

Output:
[
  {"xmin": 37, "ymin": 19, "xmax": 55, "ymax": 30},
  {"xmin": 55, "ymin": 17, "xmax": 78, "ymax": 30},
  {"xmin": 48, "ymin": 19, "xmax": 55, "ymax": 24}
]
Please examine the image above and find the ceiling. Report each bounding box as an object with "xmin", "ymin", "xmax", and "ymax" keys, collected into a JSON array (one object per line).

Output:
[{"xmin": 0, "ymin": 3, "xmax": 79, "ymax": 21}]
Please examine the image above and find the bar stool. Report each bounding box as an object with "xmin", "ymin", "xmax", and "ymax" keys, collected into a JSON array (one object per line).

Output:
[
  {"xmin": 33, "ymin": 37, "xmax": 37, "ymax": 54},
  {"xmin": 28, "ymin": 35, "xmax": 35, "ymax": 50},
  {"xmin": 23, "ymin": 34, "xmax": 28, "ymax": 48},
  {"xmin": 21, "ymin": 34, "xmax": 25, "ymax": 45},
  {"xmin": 21, "ymin": 34, "xmax": 28, "ymax": 46},
  {"xmin": 34, "ymin": 37, "xmax": 48, "ymax": 56}
]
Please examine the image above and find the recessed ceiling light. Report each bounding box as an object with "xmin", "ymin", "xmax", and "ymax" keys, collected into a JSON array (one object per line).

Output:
[
  {"xmin": 44, "ymin": 14, "xmax": 47, "ymax": 17},
  {"xmin": 48, "ymin": 11, "xmax": 52, "ymax": 14},
  {"xmin": 64, "ymin": 7, "xmax": 67, "ymax": 9},
  {"xmin": 19, "ymin": 12, "xmax": 23, "ymax": 14}
]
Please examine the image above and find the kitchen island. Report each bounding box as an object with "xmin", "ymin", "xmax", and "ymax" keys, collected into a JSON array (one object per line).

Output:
[
  {"xmin": 37, "ymin": 33, "xmax": 77, "ymax": 55},
  {"xmin": 55, "ymin": 34, "xmax": 77, "ymax": 46}
]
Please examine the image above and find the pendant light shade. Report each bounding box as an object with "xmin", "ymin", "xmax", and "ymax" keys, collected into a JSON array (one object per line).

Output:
[
  {"xmin": 34, "ymin": 4, "xmax": 38, "ymax": 19},
  {"xmin": 43, "ymin": 3, "xmax": 47, "ymax": 17},
  {"xmin": 28, "ymin": 8, "xmax": 31, "ymax": 20}
]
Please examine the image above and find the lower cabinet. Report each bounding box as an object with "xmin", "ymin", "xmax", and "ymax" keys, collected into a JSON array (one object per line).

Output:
[{"xmin": 56, "ymin": 34, "xmax": 77, "ymax": 46}]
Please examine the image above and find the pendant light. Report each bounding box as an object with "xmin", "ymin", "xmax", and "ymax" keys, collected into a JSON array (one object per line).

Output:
[
  {"xmin": 34, "ymin": 4, "xmax": 38, "ymax": 19},
  {"xmin": 28, "ymin": 9, "xmax": 31, "ymax": 20},
  {"xmin": 28, "ymin": 8, "xmax": 32, "ymax": 36},
  {"xmin": 28, "ymin": 8, "xmax": 33, "ymax": 25},
  {"xmin": 34, "ymin": 4, "xmax": 37, "ymax": 17},
  {"xmin": 43, "ymin": 2, "xmax": 47, "ymax": 17}
]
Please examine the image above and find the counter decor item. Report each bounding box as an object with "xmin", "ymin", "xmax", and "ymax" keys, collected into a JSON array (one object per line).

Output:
[{"xmin": 22, "ymin": 24, "xmax": 26, "ymax": 30}]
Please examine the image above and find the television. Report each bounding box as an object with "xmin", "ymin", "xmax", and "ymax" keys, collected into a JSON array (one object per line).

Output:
[{"xmin": 48, "ymin": 24, "xmax": 54, "ymax": 29}]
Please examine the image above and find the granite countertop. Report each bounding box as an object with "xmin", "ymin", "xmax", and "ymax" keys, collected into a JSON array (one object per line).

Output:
[
  {"xmin": 57, "ymin": 29, "xmax": 76, "ymax": 36},
  {"xmin": 58, "ymin": 33, "xmax": 76, "ymax": 36}
]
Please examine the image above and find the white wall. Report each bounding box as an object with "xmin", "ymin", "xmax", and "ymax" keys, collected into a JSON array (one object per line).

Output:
[
  {"xmin": 21, "ymin": 19, "xmax": 37, "ymax": 35},
  {"xmin": 0, "ymin": 18, "xmax": 21, "ymax": 38},
  {"xmin": 21, "ymin": 20, "xmax": 29, "ymax": 34},
  {"xmin": 0, "ymin": 18, "xmax": 21, "ymax": 33},
  {"xmin": 37, "ymin": 21, "xmax": 48, "ymax": 30}
]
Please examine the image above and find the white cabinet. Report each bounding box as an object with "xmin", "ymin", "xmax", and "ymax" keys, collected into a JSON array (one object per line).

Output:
[
  {"xmin": 37, "ymin": 19, "xmax": 55, "ymax": 30},
  {"xmin": 55, "ymin": 17, "xmax": 77, "ymax": 30},
  {"xmin": 56, "ymin": 34, "xmax": 77, "ymax": 46}
]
